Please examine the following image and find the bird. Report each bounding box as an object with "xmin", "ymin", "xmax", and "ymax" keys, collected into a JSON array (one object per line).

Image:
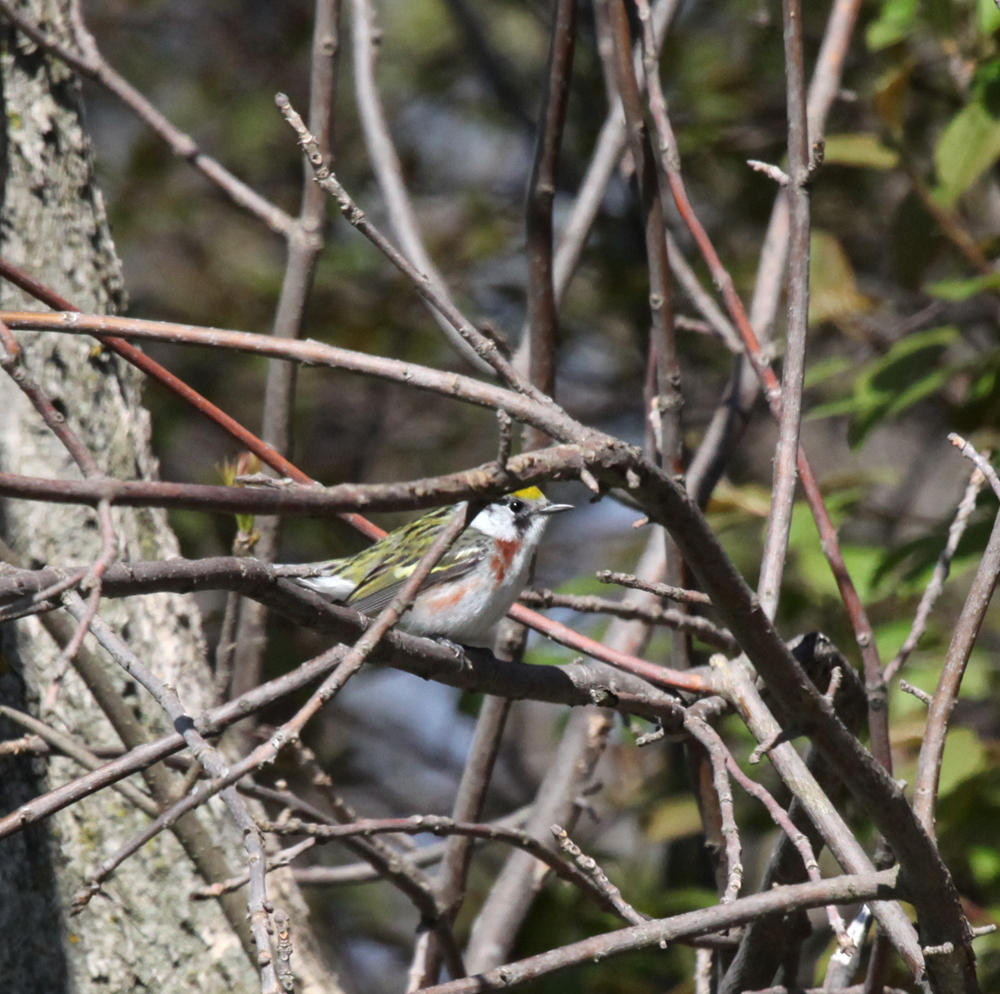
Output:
[{"xmin": 291, "ymin": 486, "xmax": 572, "ymax": 647}]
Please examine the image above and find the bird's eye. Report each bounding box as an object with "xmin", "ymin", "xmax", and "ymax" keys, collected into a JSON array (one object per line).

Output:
[{"xmin": 509, "ymin": 498, "xmax": 525, "ymax": 514}]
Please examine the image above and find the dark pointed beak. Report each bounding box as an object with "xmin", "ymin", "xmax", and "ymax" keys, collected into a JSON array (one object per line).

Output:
[{"xmin": 541, "ymin": 502, "xmax": 573, "ymax": 515}]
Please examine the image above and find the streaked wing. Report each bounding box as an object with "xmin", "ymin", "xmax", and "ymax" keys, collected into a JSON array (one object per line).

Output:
[{"xmin": 347, "ymin": 542, "xmax": 484, "ymax": 616}]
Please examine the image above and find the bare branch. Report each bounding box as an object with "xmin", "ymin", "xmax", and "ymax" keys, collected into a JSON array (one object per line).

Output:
[
  {"xmin": 884, "ymin": 465, "xmax": 986, "ymax": 683},
  {"xmin": 349, "ymin": 0, "xmax": 491, "ymax": 371},
  {"xmin": 418, "ymin": 869, "xmax": 900, "ymax": 994},
  {"xmin": 263, "ymin": 815, "xmax": 641, "ymax": 924},
  {"xmin": 0, "ymin": 259, "xmax": 322, "ymax": 501},
  {"xmin": 277, "ymin": 93, "xmax": 535, "ymax": 389},
  {"xmin": 551, "ymin": 825, "xmax": 646, "ymax": 925},
  {"xmin": 684, "ymin": 712, "xmax": 743, "ymax": 903},
  {"xmin": 756, "ymin": 0, "xmax": 812, "ymax": 622},
  {"xmin": 913, "ymin": 439, "xmax": 1000, "ymax": 837},
  {"xmin": 0, "ymin": 0, "xmax": 295, "ymax": 235},
  {"xmin": 523, "ymin": 0, "xmax": 577, "ymax": 450},
  {"xmin": 597, "ymin": 570, "xmax": 712, "ymax": 606},
  {"xmin": 0, "ymin": 309, "xmax": 575, "ymax": 439},
  {"xmin": 520, "ymin": 587, "xmax": 736, "ymax": 651}
]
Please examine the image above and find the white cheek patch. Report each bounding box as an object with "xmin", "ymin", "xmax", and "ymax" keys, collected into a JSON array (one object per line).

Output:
[{"xmin": 470, "ymin": 506, "xmax": 518, "ymax": 541}]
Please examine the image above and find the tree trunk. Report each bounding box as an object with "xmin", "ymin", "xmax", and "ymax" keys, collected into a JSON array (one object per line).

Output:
[{"xmin": 0, "ymin": 3, "xmax": 336, "ymax": 991}]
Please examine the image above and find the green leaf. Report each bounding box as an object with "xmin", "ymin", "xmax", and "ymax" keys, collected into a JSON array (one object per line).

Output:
[
  {"xmin": 844, "ymin": 327, "xmax": 960, "ymax": 446},
  {"xmin": 979, "ymin": 0, "xmax": 1000, "ymax": 36},
  {"xmin": 969, "ymin": 846, "xmax": 1000, "ymax": 886},
  {"xmin": 933, "ymin": 100, "xmax": 1000, "ymax": 208},
  {"xmin": 885, "ymin": 367, "xmax": 953, "ymax": 416},
  {"xmin": 822, "ymin": 134, "xmax": 900, "ymax": 169},
  {"xmin": 926, "ymin": 270, "xmax": 1000, "ymax": 300},
  {"xmin": 806, "ymin": 397, "xmax": 863, "ymax": 421},
  {"xmin": 804, "ymin": 356, "xmax": 853, "ymax": 389},
  {"xmin": 939, "ymin": 727, "xmax": 988, "ymax": 797},
  {"xmin": 867, "ymin": 0, "xmax": 919, "ymax": 50}
]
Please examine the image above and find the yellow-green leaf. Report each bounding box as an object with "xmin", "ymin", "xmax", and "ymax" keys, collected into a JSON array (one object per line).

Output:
[
  {"xmin": 933, "ymin": 100, "xmax": 1000, "ymax": 208},
  {"xmin": 867, "ymin": 0, "xmax": 919, "ymax": 51},
  {"xmin": 809, "ymin": 230, "xmax": 872, "ymax": 326},
  {"xmin": 823, "ymin": 134, "xmax": 899, "ymax": 169},
  {"xmin": 645, "ymin": 797, "xmax": 704, "ymax": 842}
]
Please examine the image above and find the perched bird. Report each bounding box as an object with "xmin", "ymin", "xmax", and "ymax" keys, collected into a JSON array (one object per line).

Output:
[{"xmin": 292, "ymin": 486, "xmax": 572, "ymax": 646}]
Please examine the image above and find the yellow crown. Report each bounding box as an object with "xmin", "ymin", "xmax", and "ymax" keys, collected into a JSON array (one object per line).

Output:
[{"xmin": 511, "ymin": 486, "xmax": 545, "ymax": 501}]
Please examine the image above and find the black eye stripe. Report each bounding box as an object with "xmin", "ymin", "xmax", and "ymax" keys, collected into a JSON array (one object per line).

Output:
[{"xmin": 508, "ymin": 499, "xmax": 525, "ymax": 514}]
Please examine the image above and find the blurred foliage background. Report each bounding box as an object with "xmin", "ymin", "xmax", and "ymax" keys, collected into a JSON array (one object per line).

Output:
[{"xmin": 67, "ymin": 0, "xmax": 1000, "ymax": 988}]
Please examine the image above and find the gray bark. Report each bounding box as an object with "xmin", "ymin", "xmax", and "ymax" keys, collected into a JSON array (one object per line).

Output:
[{"xmin": 0, "ymin": 3, "xmax": 338, "ymax": 991}]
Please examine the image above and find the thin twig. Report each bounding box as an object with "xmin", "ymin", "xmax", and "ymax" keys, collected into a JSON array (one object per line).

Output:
[
  {"xmin": 711, "ymin": 655, "xmax": 924, "ymax": 976},
  {"xmin": 416, "ymin": 869, "xmax": 900, "ymax": 994},
  {"xmin": 261, "ymin": 0, "xmax": 339, "ymax": 457},
  {"xmin": 597, "ymin": 570, "xmax": 712, "ymax": 605},
  {"xmin": 262, "ymin": 815, "xmax": 639, "ymax": 924},
  {"xmin": 607, "ymin": 0, "xmax": 680, "ymax": 479},
  {"xmin": 913, "ymin": 438, "xmax": 1000, "ymax": 837},
  {"xmin": 62, "ymin": 597, "xmax": 282, "ymax": 993},
  {"xmin": 551, "ymin": 824, "xmax": 646, "ymax": 925},
  {"xmin": 884, "ymin": 465, "xmax": 986, "ymax": 683},
  {"xmin": 0, "ymin": 704, "xmax": 158, "ymax": 816},
  {"xmin": 683, "ymin": 713, "xmax": 743, "ymax": 904},
  {"xmin": 409, "ymin": 693, "xmax": 513, "ymax": 988},
  {"xmin": 277, "ymin": 93, "xmax": 535, "ymax": 391},
  {"xmin": 688, "ymin": 712, "xmax": 852, "ymax": 951},
  {"xmin": 755, "ymin": 0, "xmax": 812, "ymax": 622},
  {"xmin": 260, "ymin": 771, "xmax": 468, "ymax": 983},
  {"xmin": 289, "ymin": 805, "xmax": 533, "ymax": 888},
  {"xmin": 665, "ymin": 229, "xmax": 744, "ymax": 354},
  {"xmin": 0, "ymin": 0, "xmax": 295, "ymax": 236},
  {"xmin": 900, "ymin": 680, "xmax": 933, "ymax": 707},
  {"xmin": 551, "ymin": 0, "xmax": 680, "ymax": 304},
  {"xmin": 522, "ymin": 0, "xmax": 577, "ymax": 450},
  {"xmin": 0, "ymin": 303, "xmax": 572, "ymax": 438},
  {"xmin": 520, "ymin": 588, "xmax": 736, "ymax": 651},
  {"xmin": 349, "ymin": 0, "xmax": 489, "ymax": 370},
  {"xmin": 192, "ymin": 839, "xmax": 317, "ymax": 900},
  {"xmin": 237, "ymin": 0, "xmax": 344, "ymax": 715}
]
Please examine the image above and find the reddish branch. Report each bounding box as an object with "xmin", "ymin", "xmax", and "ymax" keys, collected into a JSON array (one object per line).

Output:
[
  {"xmin": 635, "ymin": 0, "xmax": 890, "ymax": 768},
  {"xmin": 607, "ymin": 0, "xmax": 680, "ymax": 474}
]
